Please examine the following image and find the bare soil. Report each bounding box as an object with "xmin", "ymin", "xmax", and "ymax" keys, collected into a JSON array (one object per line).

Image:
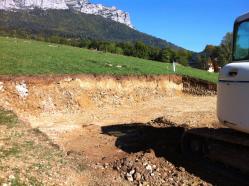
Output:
[{"xmin": 0, "ymin": 75, "xmax": 248, "ymax": 186}]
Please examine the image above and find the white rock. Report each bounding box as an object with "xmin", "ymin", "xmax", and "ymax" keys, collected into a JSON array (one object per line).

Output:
[
  {"xmin": 0, "ymin": 82, "xmax": 4, "ymax": 92},
  {"xmin": 63, "ymin": 77, "xmax": 73, "ymax": 82},
  {"xmin": 15, "ymin": 81, "xmax": 28, "ymax": 98},
  {"xmin": 77, "ymin": 1, "xmax": 133, "ymax": 28},
  {"xmin": 0, "ymin": 0, "xmax": 17, "ymax": 9},
  {"xmin": 0, "ymin": 0, "xmax": 134, "ymax": 28},
  {"xmin": 129, "ymin": 169, "xmax": 135, "ymax": 175},
  {"xmin": 2, "ymin": 183, "xmax": 10, "ymax": 186},
  {"xmin": 8, "ymin": 175, "xmax": 15, "ymax": 180},
  {"xmin": 0, "ymin": 0, "xmax": 68, "ymax": 9},
  {"xmin": 145, "ymin": 164, "xmax": 153, "ymax": 172},
  {"xmin": 126, "ymin": 173, "xmax": 134, "ymax": 182}
]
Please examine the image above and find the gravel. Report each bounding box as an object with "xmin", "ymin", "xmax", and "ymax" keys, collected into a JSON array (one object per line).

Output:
[{"xmin": 110, "ymin": 151, "xmax": 211, "ymax": 186}]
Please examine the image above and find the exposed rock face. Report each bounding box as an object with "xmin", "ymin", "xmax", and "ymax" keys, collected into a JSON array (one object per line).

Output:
[
  {"xmin": 0, "ymin": 0, "xmax": 68, "ymax": 10},
  {"xmin": 0, "ymin": 0, "xmax": 133, "ymax": 28},
  {"xmin": 76, "ymin": 1, "xmax": 133, "ymax": 28}
]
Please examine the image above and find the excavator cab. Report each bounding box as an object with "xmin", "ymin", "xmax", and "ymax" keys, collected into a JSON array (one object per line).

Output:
[
  {"xmin": 182, "ymin": 12, "xmax": 249, "ymax": 175},
  {"xmin": 217, "ymin": 12, "xmax": 249, "ymax": 133},
  {"xmin": 233, "ymin": 13, "xmax": 249, "ymax": 61}
]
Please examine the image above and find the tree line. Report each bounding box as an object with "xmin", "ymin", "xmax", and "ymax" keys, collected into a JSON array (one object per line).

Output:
[
  {"xmin": 78, "ymin": 39, "xmax": 192, "ymax": 66},
  {"xmin": 41, "ymin": 32, "xmax": 234, "ymax": 70},
  {"xmin": 194, "ymin": 32, "xmax": 233, "ymax": 71}
]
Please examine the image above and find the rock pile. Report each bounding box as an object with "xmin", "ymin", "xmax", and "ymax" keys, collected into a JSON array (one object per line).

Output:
[{"xmin": 111, "ymin": 151, "xmax": 210, "ymax": 186}]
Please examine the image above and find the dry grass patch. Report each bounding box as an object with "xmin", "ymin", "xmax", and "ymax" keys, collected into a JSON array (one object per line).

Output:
[{"xmin": 0, "ymin": 108, "xmax": 86, "ymax": 186}]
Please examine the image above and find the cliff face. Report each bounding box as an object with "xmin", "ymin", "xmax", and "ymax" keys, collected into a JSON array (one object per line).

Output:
[
  {"xmin": 0, "ymin": 0, "xmax": 68, "ymax": 9},
  {"xmin": 0, "ymin": 0, "xmax": 133, "ymax": 28},
  {"xmin": 66, "ymin": 0, "xmax": 133, "ymax": 28}
]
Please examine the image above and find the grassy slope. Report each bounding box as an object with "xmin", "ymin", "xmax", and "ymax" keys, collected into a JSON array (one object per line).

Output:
[
  {"xmin": 0, "ymin": 108, "xmax": 84, "ymax": 185},
  {"xmin": 0, "ymin": 37, "xmax": 218, "ymax": 83}
]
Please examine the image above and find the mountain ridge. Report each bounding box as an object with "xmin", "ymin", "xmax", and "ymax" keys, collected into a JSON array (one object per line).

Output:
[
  {"xmin": 0, "ymin": 9, "xmax": 184, "ymax": 50},
  {"xmin": 0, "ymin": 0, "xmax": 133, "ymax": 27}
]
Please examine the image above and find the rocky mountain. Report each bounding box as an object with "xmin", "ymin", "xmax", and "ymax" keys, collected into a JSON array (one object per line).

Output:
[
  {"xmin": 0, "ymin": 9, "xmax": 183, "ymax": 50},
  {"xmin": 0, "ymin": 0, "xmax": 133, "ymax": 28}
]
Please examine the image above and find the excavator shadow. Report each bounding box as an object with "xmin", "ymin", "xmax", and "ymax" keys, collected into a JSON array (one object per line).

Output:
[{"xmin": 101, "ymin": 122, "xmax": 249, "ymax": 186}]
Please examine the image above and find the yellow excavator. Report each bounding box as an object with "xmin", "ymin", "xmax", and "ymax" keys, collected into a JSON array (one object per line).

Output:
[{"xmin": 182, "ymin": 12, "xmax": 249, "ymax": 174}]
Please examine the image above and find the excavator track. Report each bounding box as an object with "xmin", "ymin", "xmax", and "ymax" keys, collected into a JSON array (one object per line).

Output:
[{"xmin": 181, "ymin": 127, "xmax": 249, "ymax": 174}]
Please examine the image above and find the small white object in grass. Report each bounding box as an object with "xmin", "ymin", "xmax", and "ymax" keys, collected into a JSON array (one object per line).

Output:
[
  {"xmin": 173, "ymin": 61, "xmax": 176, "ymax": 72},
  {"xmin": 116, "ymin": 65, "xmax": 122, "ymax": 68},
  {"xmin": 106, "ymin": 63, "xmax": 113, "ymax": 67},
  {"xmin": 48, "ymin": 44, "xmax": 58, "ymax": 48},
  {"xmin": 16, "ymin": 81, "xmax": 28, "ymax": 98}
]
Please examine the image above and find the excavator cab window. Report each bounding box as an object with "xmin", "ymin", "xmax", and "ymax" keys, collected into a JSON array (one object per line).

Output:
[{"xmin": 233, "ymin": 20, "xmax": 249, "ymax": 61}]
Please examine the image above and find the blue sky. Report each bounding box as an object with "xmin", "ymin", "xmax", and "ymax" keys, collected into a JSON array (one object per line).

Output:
[{"xmin": 91, "ymin": 0, "xmax": 249, "ymax": 52}]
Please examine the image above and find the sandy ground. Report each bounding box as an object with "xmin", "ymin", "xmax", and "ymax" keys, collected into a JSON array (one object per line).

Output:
[
  {"xmin": 37, "ymin": 95, "xmax": 224, "ymax": 186},
  {"xmin": 36, "ymin": 94, "xmax": 218, "ymax": 136},
  {"xmin": 2, "ymin": 93, "xmax": 249, "ymax": 185}
]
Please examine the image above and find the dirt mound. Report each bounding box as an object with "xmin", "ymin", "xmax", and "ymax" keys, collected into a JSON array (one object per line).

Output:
[
  {"xmin": 0, "ymin": 74, "xmax": 216, "ymax": 128},
  {"xmin": 111, "ymin": 151, "xmax": 209, "ymax": 186},
  {"xmin": 0, "ymin": 75, "xmax": 216, "ymax": 131},
  {"xmin": 182, "ymin": 76, "xmax": 216, "ymax": 96},
  {"xmin": 101, "ymin": 120, "xmax": 248, "ymax": 186}
]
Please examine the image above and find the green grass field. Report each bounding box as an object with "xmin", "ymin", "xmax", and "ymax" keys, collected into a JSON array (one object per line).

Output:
[{"xmin": 0, "ymin": 37, "xmax": 218, "ymax": 83}]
